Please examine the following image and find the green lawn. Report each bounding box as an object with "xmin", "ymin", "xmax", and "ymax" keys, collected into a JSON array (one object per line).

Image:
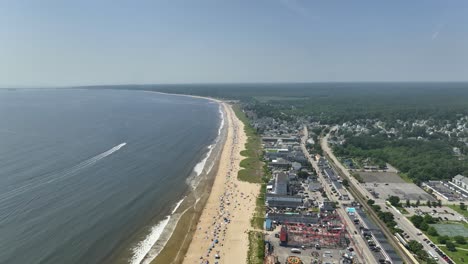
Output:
[
  {"xmin": 425, "ymin": 227, "xmax": 468, "ymax": 263},
  {"xmin": 448, "ymin": 204, "xmax": 468, "ymax": 218}
]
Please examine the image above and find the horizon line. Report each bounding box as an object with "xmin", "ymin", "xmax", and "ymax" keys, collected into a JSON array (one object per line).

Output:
[{"xmin": 2, "ymin": 80, "xmax": 468, "ymax": 89}]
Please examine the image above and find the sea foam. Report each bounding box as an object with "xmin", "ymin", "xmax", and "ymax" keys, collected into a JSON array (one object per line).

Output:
[{"xmin": 129, "ymin": 196, "xmax": 185, "ymax": 264}]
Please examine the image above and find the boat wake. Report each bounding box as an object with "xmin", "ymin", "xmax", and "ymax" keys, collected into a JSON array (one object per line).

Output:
[{"xmin": 0, "ymin": 143, "xmax": 127, "ymax": 203}]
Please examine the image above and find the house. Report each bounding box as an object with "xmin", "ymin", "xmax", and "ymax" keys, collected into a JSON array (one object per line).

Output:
[
  {"xmin": 274, "ymin": 172, "xmax": 288, "ymax": 195},
  {"xmin": 320, "ymin": 201, "xmax": 335, "ymax": 212},
  {"xmin": 291, "ymin": 162, "xmax": 302, "ymax": 171},
  {"xmin": 318, "ymin": 157, "xmax": 328, "ymax": 168},
  {"xmin": 453, "ymin": 174, "xmax": 468, "ymax": 191},
  {"xmin": 308, "ymin": 181, "xmax": 323, "ymax": 192}
]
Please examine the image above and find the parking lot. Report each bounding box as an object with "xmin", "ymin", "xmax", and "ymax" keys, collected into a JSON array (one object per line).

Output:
[
  {"xmin": 363, "ymin": 182, "xmax": 435, "ymax": 201},
  {"xmin": 405, "ymin": 206, "xmax": 465, "ymax": 221},
  {"xmin": 359, "ymin": 171, "xmax": 406, "ymax": 183}
]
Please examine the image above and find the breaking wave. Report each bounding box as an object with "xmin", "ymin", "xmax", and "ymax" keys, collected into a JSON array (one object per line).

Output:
[{"xmin": 129, "ymin": 196, "xmax": 186, "ymax": 264}]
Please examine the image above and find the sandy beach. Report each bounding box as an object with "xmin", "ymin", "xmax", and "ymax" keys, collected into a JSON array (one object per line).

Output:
[
  {"xmin": 181, "ymin": 102, "xmax": 259, "ymax": 264},
  {"xmin": 148, "ymin": 99, "xmax": 260, "ymax": 264}
]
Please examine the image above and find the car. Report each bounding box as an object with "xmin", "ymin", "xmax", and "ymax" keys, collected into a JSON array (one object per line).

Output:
[
  {"xmin": 423, "ymin": 238, "xmax": 428, "ymax": 241},
  {"xmin": 354, "ymin": 231, "xmax": 358, "ymax": 235},
  {"xmin": 430, "ymin": 244, "xmax": 435, "ymax": 247}
]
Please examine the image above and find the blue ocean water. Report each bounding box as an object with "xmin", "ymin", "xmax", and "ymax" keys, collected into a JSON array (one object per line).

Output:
[{"xmin": 0, "ymin": 89, "xmax": 220, "ymax": 264}]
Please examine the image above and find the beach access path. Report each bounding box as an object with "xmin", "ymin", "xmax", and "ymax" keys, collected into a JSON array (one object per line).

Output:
[{"xmin": 182, "ymin": 102, "xmax": 260, "ymax": 264}]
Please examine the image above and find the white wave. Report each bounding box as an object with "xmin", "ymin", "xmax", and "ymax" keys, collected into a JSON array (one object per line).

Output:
[
  {"xmin": 171, "ymin": 197, "xmax": 185, "ymax": 214},
  {"xmin": 0, "ymin": 142, "xmax": 127, "ymax": 203},
  {"xmin": 192, "ymin": 145, "xmax": 214, "ymax": 177},
  {"xmin": 130, "ymin": 196, "xmax": 186, "ymax": 264},
  {"xmin": 130, "ymin": 216, "xmax": 171, "ymax": 264},
  {"xmin": 217, "ymin": 104, "xmax": 225, "ymax": 136}
]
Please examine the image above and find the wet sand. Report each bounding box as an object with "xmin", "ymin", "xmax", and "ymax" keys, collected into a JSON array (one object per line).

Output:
[
  {"xmin": 150, "ymin": 101, "xmax": 259, "ymax": 264},
  {"xmin": 182, "ymin": 102, "xmax": 259, "ymax": 264}
]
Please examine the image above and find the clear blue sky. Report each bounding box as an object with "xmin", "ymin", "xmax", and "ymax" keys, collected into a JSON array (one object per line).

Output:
[{"xmin": 1, "ymin": 0, "xmax": 467, "ymax": 87}]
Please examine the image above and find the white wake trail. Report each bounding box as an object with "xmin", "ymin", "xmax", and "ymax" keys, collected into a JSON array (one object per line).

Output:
[{"xmin": 0, "ymin": 143, "xmax": 127, "ymax": 203}]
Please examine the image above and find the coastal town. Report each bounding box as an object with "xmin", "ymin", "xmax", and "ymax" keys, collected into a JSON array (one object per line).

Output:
[{"xmin": 242, "ymin": 108, "xmax": 468, "ymax": 264}]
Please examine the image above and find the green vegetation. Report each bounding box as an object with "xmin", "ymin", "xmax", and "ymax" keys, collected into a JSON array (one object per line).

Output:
[
  {"xmin": 367, "ymin": 199, "xmax": 401, "ymax": 233},
  {"xmin": 233, "ymin": 105, "xmax": 269, "ymax": 263},
  {"xmin": 247, "ymin": 231, "xmax": 265, "ymax": 264},
  {"xmin": 251, "ymin": 183, "xmax": 266, "ymax": 229},
  {"xmin": 448, "ymin": 204, "xmax": 468, "ymax": 219},
  {"xmin": 114, "ymin": 83, "xmax": 468, "ymax": 124},
  {"xmin": 388, "ymin": 195, "xmax": 400, "ymax": 207},
  {"xmin": 409, "ymin": 214, "xmax": 439, "ymax": 232},
  {"xmin": 417, "ymin": 219, "xmax": 468, "ymax": 263},
  {"xmin": 109, "ymin": 84, "xmax": 468, "ymax": 183},
  {"xmin": 407, "ymin": 240, "xmax": 437, "ymax": 263},
  {"xmin": 334, "ymin": 135, "xmax": 468, "ymax": 183},
  {"xmin": 233, "ymin": 105, "xmax": 264, "ymax": 184},
  {"xmin": 351, "ymin": 172, "xmax": 364, "ymax": 183}
]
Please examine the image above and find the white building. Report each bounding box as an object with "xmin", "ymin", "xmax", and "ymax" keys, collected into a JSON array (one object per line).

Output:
[{"xmin": 453, "ymin": 174, "xmax": 468, "ymax": 191}]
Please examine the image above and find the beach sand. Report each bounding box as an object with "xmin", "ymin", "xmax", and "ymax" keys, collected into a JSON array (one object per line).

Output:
[
  {"xmin": 182, "ymin": 102, "xmax": 259, "ymax": 264},
  {"xmin": 150, "ymin": 101, "xmax": 260, "ymax": 264}
]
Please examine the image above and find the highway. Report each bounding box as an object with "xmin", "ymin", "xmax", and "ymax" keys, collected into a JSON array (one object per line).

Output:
[
  {"xmin": 320, "ymin": 127, "xmax": 418, "ymax": 264},
  {"xmin": 300, "ymin": 126, "xmax": 378, "ymax": 264}
]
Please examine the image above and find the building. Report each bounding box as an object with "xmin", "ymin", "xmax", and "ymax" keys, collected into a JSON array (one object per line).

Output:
[
  {"xmin": 266, "ymin": 194, "xmax": 303, "ymax": 208},
  {"xmin": 291, "ymin": 162, "xmax": 302, "ymax": 171},
  {"xmin": 324, "ymin": 168, "xmax": 338, "ymax": 181},
  {"xmin": 320, "ymin": 200, "xmax": 336, "ymax": 212},
  {"xmin": 453, "ymin": 174, "xmax": 468, "ymax": 191},
  {"xmin": 308, "ymin": 181, "xmax": 323, "ymax": 192},
  {"xmin": 274, "ymin": 172, "xmax": 288, "ymax": 195},
  {"xmin": 269, "ymin": 158, "xmax": 290, "ymax": 170}
]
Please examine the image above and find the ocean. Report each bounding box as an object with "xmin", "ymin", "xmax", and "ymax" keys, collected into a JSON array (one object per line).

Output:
[{"xmin": 0, "ymin": 89, "xmax": 222, "ymax": 264}]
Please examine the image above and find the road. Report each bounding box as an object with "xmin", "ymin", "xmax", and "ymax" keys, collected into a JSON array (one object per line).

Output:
[
  {"xmin": 301, "ymin": 126, "xmax": 378, "ymax": 264},
  {"xmin": 322, "ymin": 127, "xmax": 450, "ymax": 263},
  {"xmin": 320, "ymin": 127, "xmax": 417, "ymax": 264},
  {"xmin": 383, "ymin": 205, "xmax": 453, "ymax": 264}
]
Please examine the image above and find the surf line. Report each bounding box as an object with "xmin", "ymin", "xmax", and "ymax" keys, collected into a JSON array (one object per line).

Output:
[{"xmin": 0, "ymin": 142, "xmax": 127, "ymax": 202}]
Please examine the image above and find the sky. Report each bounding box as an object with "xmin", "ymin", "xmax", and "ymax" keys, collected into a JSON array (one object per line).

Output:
[{"xmin": 1, "ymin": 0, "xmax": 468, "ymax": 87}]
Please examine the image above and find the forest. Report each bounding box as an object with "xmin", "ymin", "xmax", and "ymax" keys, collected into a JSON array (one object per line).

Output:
[
  {"xmin": 333, "ymin": 135, "xmax": 468, "ymax": 183},
  {"xmin": 88, "ymin": 83, "xmax": 468, "ymax": 182}
]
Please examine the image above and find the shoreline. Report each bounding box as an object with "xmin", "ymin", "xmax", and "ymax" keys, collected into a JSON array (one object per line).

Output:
[
  {"xmin": 106, "ymin": 89, "xmax": 259, "ymax": 264},
  {"xmin": 108, "ymin": 90, "xmax": 228, "ymax": 264},
  {"xmin": 148, "ymin": 99, "xmax": 259, "ymax": 264},
  {"xmin": 181, "ymin": 102, "xmax": 259, "ymax": 263},
  {"xmin": 147, "ymin": 100, "xmax": 230, "ymax": 264}
]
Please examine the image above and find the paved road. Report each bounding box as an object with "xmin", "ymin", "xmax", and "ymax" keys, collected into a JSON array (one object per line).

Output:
[
  {"xmin": 321, "ymin": 128, "xmax": 416, "ymax": 264},
  {"xmin": 322, "ymin": 127, "xmax": 450, "ymax": 263},
  {"xmin": 383, "ymin": 205, "xmax": 452, "ymax": 264},
  {"xmin": 301, "ymin": 126, "xmax": 377, "ymax": 264}
]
